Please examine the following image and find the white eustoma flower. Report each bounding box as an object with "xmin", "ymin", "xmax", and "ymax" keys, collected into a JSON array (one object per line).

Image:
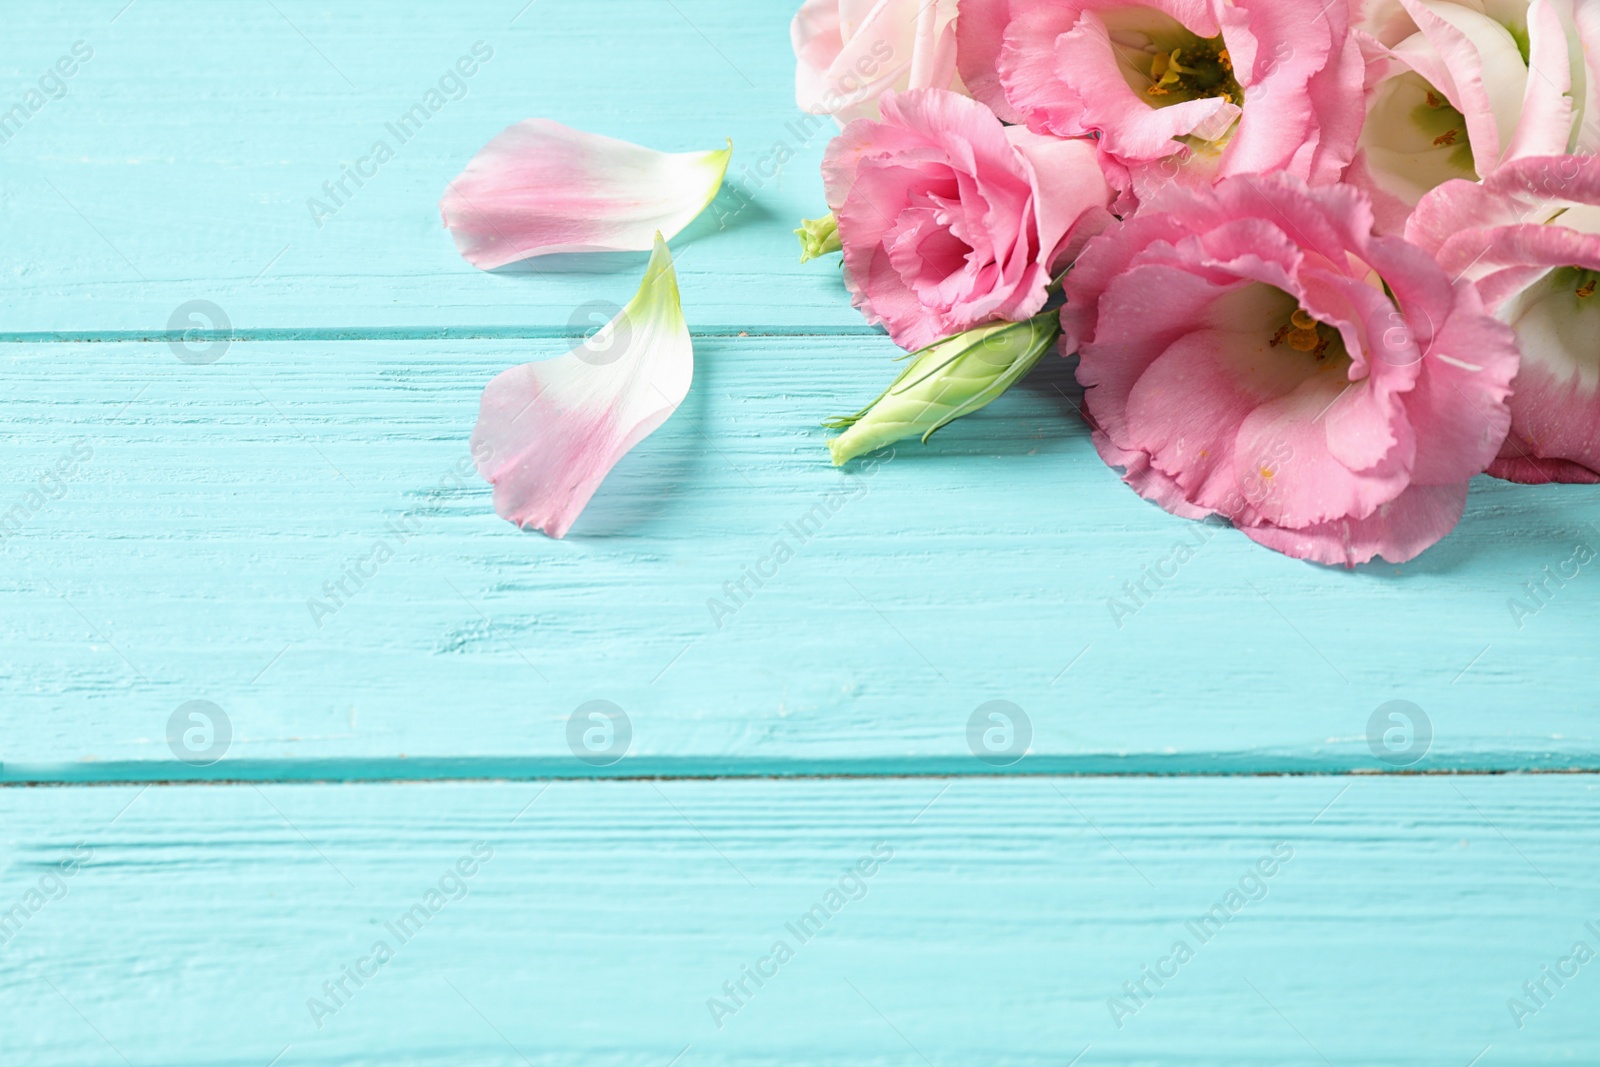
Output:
[
  {"xmin": 1349, "ymin": 0, "xmax": 1598, "ymax": 230},
  {"xmin": 792, "ymin": 0, "xmax": 964, "ymax": 122}
]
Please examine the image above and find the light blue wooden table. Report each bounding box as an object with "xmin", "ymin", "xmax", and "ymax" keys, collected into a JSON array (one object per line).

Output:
[{"xmin": 3, "ymin": 2, "xmax": 1598, "ymax": 1063}]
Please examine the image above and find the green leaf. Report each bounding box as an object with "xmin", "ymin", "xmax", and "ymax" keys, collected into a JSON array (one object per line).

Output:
[{"xmin": 825, "ymin": 311, "xmax": 1062, "ymax": 467}]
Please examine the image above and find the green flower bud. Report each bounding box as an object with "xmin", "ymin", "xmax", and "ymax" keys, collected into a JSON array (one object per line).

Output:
[
  {"xmin": 795, "ymin": 213, "xmax": 842, "ymax": 263},
  {"xmin": 825, "ymin": 311, "xmax": 1062, "ymax": 466}
]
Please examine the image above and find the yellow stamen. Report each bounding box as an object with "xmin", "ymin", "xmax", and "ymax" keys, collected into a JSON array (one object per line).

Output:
[
  {"xmin": 1579, "ymin": 279, "xmax": 1597, "ymax": 299},
  {"xmin": 1148, "ymin": 50, "xmax": 1186, "ymax": 96},
  {"xmin": 1425, "ymin": 90, "xmax": 1443, "ymax": 109},
  {"xmin": 1274, "ymin": 308, "xmax": 1326, "ymax": 354},
  {"xmin": 1433, "ymin": 129, "xmax": 1459, "ymax": 147},
  {"xmin": 1287, "ymin": 328, "xmax": 1321, "ymax": 352}
]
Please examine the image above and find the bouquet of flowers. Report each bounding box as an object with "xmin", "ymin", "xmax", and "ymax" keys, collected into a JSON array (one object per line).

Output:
[{"xmin": 440, "ymin": 0, "xmax": 1599, "ymax": 566}]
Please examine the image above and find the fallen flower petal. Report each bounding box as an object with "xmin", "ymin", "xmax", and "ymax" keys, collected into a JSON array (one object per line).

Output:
[
  {"xmin": 441, "ymin": 119, "xmax": 730, "ymax": 270},
  {"xmin": 472, "ymin": 234, "xmax": 692, "ymax": 537}
]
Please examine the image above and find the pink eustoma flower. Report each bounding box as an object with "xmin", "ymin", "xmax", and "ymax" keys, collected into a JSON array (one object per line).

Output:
[
  {"xmin": 473, "ymin": 235, "xmax": 692, "ymax": 538},
  {"xmin": 957, "ymin": 0, "xmax": 1363, "ymax": 210},
  {"xmin": 1065, "ymin": 173, "xmax": 1520, "ymax": 566},
  {"xmin": 441, "ymin": 119, "xmax": 730, "ymax": 270},
  {"xmin": 1409, "ymin": 154, "xmax": 1600, "ymax": 483},
  {"xmin": 822, "ymin": 88, "xmax": 1113, "ymax": 351}
]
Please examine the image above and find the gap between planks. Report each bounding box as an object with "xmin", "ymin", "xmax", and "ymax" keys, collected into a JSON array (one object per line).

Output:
[
  {"xmin": 0, "ymin": 325, "xmax": 885, "ymax": 344},
  {"xmin": 3, "ymin": 766, "xmax": 1598, "ymax": 789}
]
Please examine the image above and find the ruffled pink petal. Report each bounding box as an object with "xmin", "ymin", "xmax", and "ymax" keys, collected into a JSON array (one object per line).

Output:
[
  {"xmin": 1072, "ymin": 172, "xmax": 1513, "ymax": 564},
  {"xmin": 1404, "ymin": 177, "xmax": 1526, "ymax": 261},
  {"xmin": 1122, "ymin": 324, "xmax": 1307, "ymax": 514},
  {"xmin": 1240, "ymin": 482, "xmax": 1469, "ymax": 566},
  {"xmin": 1233, "ymin": 369, "xmax": 1412, "ymax": 528},
  {"xmin": 440, "ymin": 120, "xmax": 730, "ymax": 270},
  {"xmin": 1219, "ymin": 0, "xmax": 1334, "ymax": 176},
  {"xmin": 472, "ymin": 236, "xmax": 692, "ymax": 537},
  {"xmin": 1487, "ymin": 453, "xmax": 1600, "ymax": 485},
  {"xmin": 1006, "ymin": 127, "xmax": 1115, "ymax": 269},
  {"xmin": 955, "ymin": 0, "xmax": 1027, "ymax": 122},
  {"xmin": 825, "ymin": 88, "xmax": 1109, "ymax": 350},
  {"xmin": 1091, "ymin": 429, "xmax": 1216, "ymax": 520},
  {"xmin": 1074, "ymin": 259, "xmax": 1243, "ymax": 443},
  {"xmin": 1292, "ymin": 22, "xmax": 1366, "ymax": 184}
]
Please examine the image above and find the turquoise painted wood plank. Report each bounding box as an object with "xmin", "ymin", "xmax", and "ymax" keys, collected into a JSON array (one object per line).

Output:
[
  {"xmin": 2, "ymin": 337, "xmax": 1598, "ymax": 778},
  {"xmin": 1, "ymin": 775, "xmax": 1597, "ymax": 1064},
  {"xmin": 0, "ymin": 0, "xmax": 855, "ymax": 335}
]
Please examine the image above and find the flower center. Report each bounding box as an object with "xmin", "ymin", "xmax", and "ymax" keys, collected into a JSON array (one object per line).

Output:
[
  {"xmin": 1416, "ymin": 88, "xmax": 1472, "ymax": 157},
  {"xmin": 1356, "ymin": 72, "xmax": 1477, "ymax": 204},
  {"xmin": 1268, "ymin": 308, "xmax": 1342, "ymax": 361},
  {"xmin": 1144, "ymin": 38, "xmax": 1240, "ymax": 105},
  {"xmin": 1575, "ymin": 269, "xmax": 1598, "ymax": 299}
]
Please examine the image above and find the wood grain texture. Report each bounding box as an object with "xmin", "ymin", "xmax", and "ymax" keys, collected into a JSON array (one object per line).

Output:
[
  {"xmin": 3, "ymin": 338, "xmax": 1598, "ymax": 777},
  {"xmin": 5, "ymin": 2, "xmax": 1600, "ymax": 1062},
  {"xmin": 1, "ymin": 0, "xmax": 857, "ymax": 334},
  {"xmin": 3, "ymin": 776, "xmax": 1598, "ymax": 1065}
]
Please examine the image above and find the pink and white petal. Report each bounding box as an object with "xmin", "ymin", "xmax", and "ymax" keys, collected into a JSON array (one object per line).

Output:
[
  {"xmin": 1441, "ymin": 221, "xmax": 1600, "ymax": 311},
  {"xmin": 1397, "ymin": 0, "xmax": 1526, "ymax": 172},
  {"xmin": 812, "ymin": 0, "xmax": 925, "ymax": 117},
  {"xmin": 1344, "ymin": 147, "xmax": 1432, "ymax": 236},
  {"xmin": 1575, "ymin": 0, "xmax": 1600, "ymax": 153},
  {"xmin": 472, "ymin": 236, "xmax": 693, "ymax": 537},
  {"xmin": 440, "ymin": 120, "xmax": 730, "ymax": 269},
  {"xmin": 1505, "ymin": 0, "xmax": 1576, "ymax": 160},
  {"xmin": 1495, "ymin": 274, "xmax": 1600, "ymax": 479},
  {"xmin": 1240, "ymin": 481, "xmax": 1469, "ymax": 566},
  {"xmin": 794, "ymin": 0, "xmax": 847, "ymax": 111},
  {"xmin": 908, "ymin": 0, "xmax": 961, "ymax": 91}
]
